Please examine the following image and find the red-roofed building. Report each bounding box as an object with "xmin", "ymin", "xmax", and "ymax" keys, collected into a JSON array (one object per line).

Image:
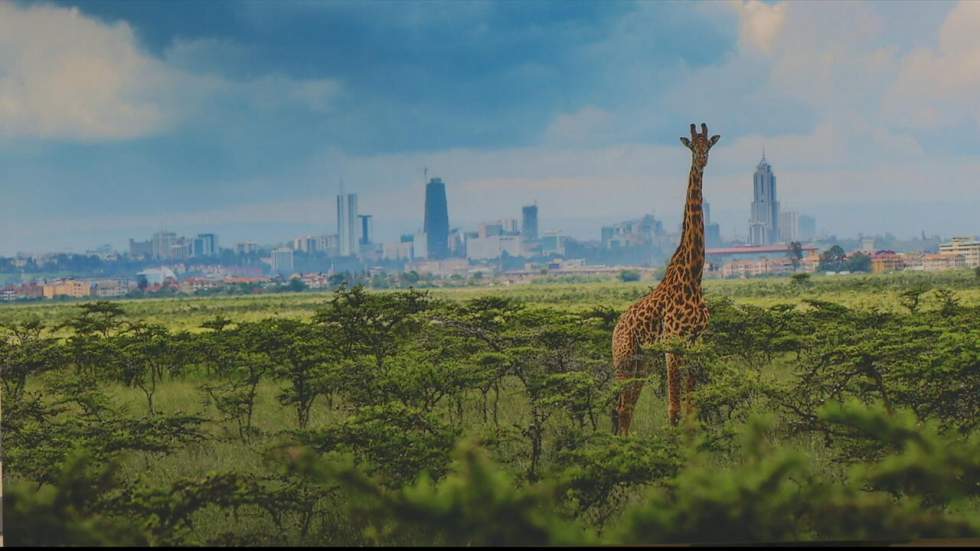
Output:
[{"xmin": 871, "ymin": 250, "xmax": 904, "ymax": 274}]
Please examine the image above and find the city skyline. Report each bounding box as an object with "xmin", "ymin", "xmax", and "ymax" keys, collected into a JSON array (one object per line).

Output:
[
  {"xmin": 3, "ymin": 155, "xmax": 972, "ymax": 258},
  {"xmin": 1, "ymin": 1, "xmax": 979, "ymax": 256}
]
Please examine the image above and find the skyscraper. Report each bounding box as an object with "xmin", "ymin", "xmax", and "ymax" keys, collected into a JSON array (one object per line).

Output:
[
  {"xmin": 151, "ymin": 231, "xmax": 177, "ymax": 260},
  {"xmin": 423, "ymin": 177, "xmax": 449, "ymax": 259},
  {"xmin": 703, "ymin": 202, "xmax": 722, "ymax": 247},
  {"xmin": 317, "ymin": 234, "xmax": 340, "ymax": 256},
  {"xmin": 271, "ymin": 247, "xmax": 294, "ymax": 275},
  {"xmin": 748, "ymin": 152, "xmax": 780, "ymax": 245},
  {"xmin": 799, "ymin": 215, "xmax": 817, "ymax": 242},
  {"xmin": 521, "ymin": 204, "xmax": 539, "ymax": 242},
  {"xmin": 779, "ymin": 211, "xmax": 800, "ymax": 243},
  {"xmin": 337, "ymin": 189, "xmax": 358, "ymax": 256},
  {"xmin": 193, "ymin": 233, "xmax": 218, "ymax": 257},
  {"xmin": 358, "ymin": 214, "xmax": 373, "ymax": 245},
  {"xmin": 292, "ymin": 236, "xmax": 317, "ymax": 253}
]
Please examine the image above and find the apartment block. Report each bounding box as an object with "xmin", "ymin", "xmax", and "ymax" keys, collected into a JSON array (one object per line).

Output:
[
  {"xmin": 938, "ymin": 236, "xmax": 980, "ymax": 268},
  {"xmin": 42, "ymin": 279, "xmax": 92, "ymax": 299}
]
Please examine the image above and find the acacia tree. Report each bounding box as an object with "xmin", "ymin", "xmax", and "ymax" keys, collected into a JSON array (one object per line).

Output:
[
  {"xmin": 433, "ymin": 296, "xmax": 527, "ymax": 430},
  {"xmin": 0, "ymin": 318, "xmax": 63, "ymax": 402},
  {"xmin": 258, "ymin": 318, "xmax": 341, "ymax": 429},
  {"xmin": 845, "ymin": 252, "xmax": 872, "ymax": 273},
  {"xmin": 62, "ymin": 301, "xmax": 127, "ymax": 339},
  {"xmin": 787, "ymin": 241, "xmax": 804, "ymax": 271},
  {"xmin": 818, "ymin": 245, "xmax": 846, "ymax": 272},
  {"xmin": 199, "ymin": 320, "xmax": 274, "ymax": 441},
  {"xmin": 116, "ymin": 321, "xmax": 178, "ymax": 415},
  {"xmin": 898, "ymin": 284, "xmax": 929, "ymax": 314},
  {"xmin": 933, "ymin": 288, "xmax": 960, "ymax": 317},
  {"xmin": 486, "ymin": 307, "xmax": 611, "ymax": 481},
  {"xmin": 313, "ymin": 285, "xmax": 432, "ymax": 371},
  {"xmin": 61, "ymin": 302, "xmax": 128, "ymax": 380}
]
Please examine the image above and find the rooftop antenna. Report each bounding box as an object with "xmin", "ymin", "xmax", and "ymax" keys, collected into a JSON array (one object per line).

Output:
[
  {"xmin": 339, "ymin": 176, "xmax": 345, "ymax": 197},
  {"xmin": 762, "ymin": 145, "xmax": 766, "ymax": 162}
]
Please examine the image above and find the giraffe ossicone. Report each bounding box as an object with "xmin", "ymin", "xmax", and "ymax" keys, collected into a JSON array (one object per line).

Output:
[{"xmin": 611, "ymin": 122, "xmax": 719, "ymax": 436}]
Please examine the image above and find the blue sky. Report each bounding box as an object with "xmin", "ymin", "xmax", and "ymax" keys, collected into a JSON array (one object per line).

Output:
[{"xmin": 1, "ymin": 0, "xmax": 978, "ymax": 255}]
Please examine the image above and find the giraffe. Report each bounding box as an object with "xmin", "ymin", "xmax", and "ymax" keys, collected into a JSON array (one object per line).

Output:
[{"xmin": 611, "ymin": 122, "xmax": 720, "ymax": 436}]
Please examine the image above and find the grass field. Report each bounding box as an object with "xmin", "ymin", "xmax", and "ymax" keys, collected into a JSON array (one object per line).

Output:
[{"xmin": 3, "ymin": 269, "xmax": 978, "ymax": 332}]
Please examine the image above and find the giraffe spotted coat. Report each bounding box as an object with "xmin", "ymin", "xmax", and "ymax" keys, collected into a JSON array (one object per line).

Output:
[{"xmin": 612, "ymin": 123, "xmax": 720, "ymax": 436}]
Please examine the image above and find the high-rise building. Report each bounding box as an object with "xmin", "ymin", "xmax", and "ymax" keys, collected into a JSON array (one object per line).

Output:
[
  {"xmin": 358, "ymin": 214, "xmax": 373, "ymax": 245},
  {"xmin": 129, "ymin": 238, "xmax": 153, "ymax": 259},
  {"xmin": 423, "ymin": 177, "xmax": 450, "ymax": 259},
  {"xmin": 382, "ymin": 241, "xmax": 415, "ymax": 261},
  {"xmin": 860, "ymin": 237, "xmax": 876, "ymax": 254},
  {"xmin": 748, "ymin": 153, "xmax": 780, "ymax": 245},
  {"xmin": 703, "ymin": 203, "xmax": 723, "ymax": 246},
  {"xmin": 413, "ymin": 231, "xmax": 429, "ymax": 260},
  {"xmin": 317, "ymin": 234, "xmax": 340, "ymax": 256},
  {"xmin": 170, "ymin": 239, "xmax": 192, "ymax": 260},
  {"xmin": 193, "ymin": 233, "xmax": 218, "ymax": 257},
  {"xmin": 601, "ymin": 226, "xmax": 615, "ymax": 248},
  {"xmin": 292, "ymin": 236, "xmax": 317, "ymax": 253},
  {"xmin": 938, "ymin": 236, "xmax": 980, "ymax": 268},
  {"xmin": 478, "ymin": 222, "xmax": 504, "ymax": 238},
  {"xmin": 151, "ymin": 231, "xmax": 177, "ymax": 260},
  {"xmin": 448, "ymin": 228, "xmax": 466, "ymax": 257},
  {"xmin": 235, "ymin": 241, "xmax": 259, "ymax": 255},
  {"xmin": 540, "ymin": 231, "xmax": 566, "ymax": 256},
  {"xmin": 522, "ymin": 204, "xmax": 539, "ymax": 242},
  {"xmin": 601, "ymin": 214, "xmax": 665, "ymax": 249},
  {"xmin": 271, "ymin": 247, "xmax": 294, "ymax": 275},
  {"xmin": 707, "ymin": 223, "xmax": 722, "ymax": 248},
  {"xmin": 499, "ymin": 218, "xmax": 519, "ymax": 234},
  {"xmin": 466, "ymin": 235, "xmax": 522, "ymax": 260},
  {"xmin": 337, "ymin": 191, "xmax": 358, "ymax": 256},
  {"xmin": 779, "ymin": 211, "xmax": 800, "ymax": 243},
  {"xmin": 799, "ymin": 215, "xmax": 816, "ymax": 242}
]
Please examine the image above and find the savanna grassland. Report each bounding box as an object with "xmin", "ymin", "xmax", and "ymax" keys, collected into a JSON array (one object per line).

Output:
[
  {"xmin": 4, "ymin": 270, "xmax": 979, "ymax": 331},
  {"xmin": 2, "ymin": 270, "xmax": 979, "ymax": 545}
]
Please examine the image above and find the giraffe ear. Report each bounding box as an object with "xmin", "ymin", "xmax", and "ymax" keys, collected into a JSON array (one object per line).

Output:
[
  {"xmin": 709, "ymin": 135, "xmax": 721, "ymax": 147},
  {"xmin": 680, "ymin": 137, "xmax": 692, "ymax": 149}
]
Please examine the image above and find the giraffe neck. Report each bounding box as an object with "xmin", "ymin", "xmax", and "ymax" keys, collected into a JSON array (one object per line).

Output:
[{"xmin": 665, "ymin": 163, "xmax": 705, "ymax": 286}]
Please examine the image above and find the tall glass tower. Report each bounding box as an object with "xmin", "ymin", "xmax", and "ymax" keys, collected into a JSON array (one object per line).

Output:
[
  {"xmin": 521, "ymin": 204, "xmax": 539, "ymax": 242},
  {"xmin": 423, "ymin": 177, "xmax": 450, "ymax": 259},
  {"xmin": 337, "ymin": 190, "xmax": 358, "ymax": 256},
  {"xmin": 749, "ymin": 152, "xmax": 779, "ymax": 245}
]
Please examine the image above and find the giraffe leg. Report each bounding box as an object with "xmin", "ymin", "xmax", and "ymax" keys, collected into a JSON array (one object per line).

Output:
[
  {"xmin": 683, "ymin": 368, "xmax": 697, "ymax": 419},
  {"xmin": 614, "ymin": 356, "xmax": 647, "ymax": 436},
  {"xmin": 666, "ymin": 352, "xmax": 683, "ymax": 426}
]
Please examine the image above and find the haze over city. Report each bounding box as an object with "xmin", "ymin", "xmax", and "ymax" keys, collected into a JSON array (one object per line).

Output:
[{"xmin": 1, "ymin": 0, "xmax": 979, "ymax": 256}]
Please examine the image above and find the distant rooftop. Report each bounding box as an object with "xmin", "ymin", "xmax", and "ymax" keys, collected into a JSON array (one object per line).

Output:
[{"xmin": 707, "ymin": 244, "xmax": 818, "ymax": 256}]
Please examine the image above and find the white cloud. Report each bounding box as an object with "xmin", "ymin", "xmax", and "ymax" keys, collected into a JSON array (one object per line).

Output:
[
  {"xmin": 885, "ymin": 1, "xmax": 980, "ymax": 128},
  {"xmin": 542, "ymin": 106, "xmax": 614, "ymax": 146},
  {"xmin": 0, "ymin": 3, "xmax": 344, "ymax": 142},
  {"xmin": 0, "ymin": 3, "xmax": 180, "ymax": 140},
  {"xmin": 730, "ymin": 0, "xmax": 787, "ymax": 55},
  {"xmin": 625, "ymin": 0, "xmax": 965, "ymax": 175},
  {"xmin": 271, "ymin": 77, "xmax": 342, "ymax": 114}
]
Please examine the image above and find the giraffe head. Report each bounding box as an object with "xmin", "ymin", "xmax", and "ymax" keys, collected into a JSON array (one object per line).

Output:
[{"xmin": 679, "ymin": 123, "xmax": 720, "ymax": 168}]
